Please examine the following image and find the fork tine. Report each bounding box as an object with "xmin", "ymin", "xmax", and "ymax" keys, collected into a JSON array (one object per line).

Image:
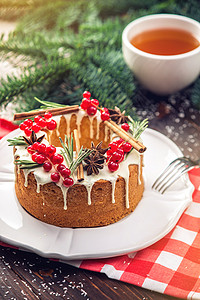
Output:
[
  {"xmin": 157, "ymin": 162, "xmax": 186, "ymax": 192},
  {"xmin": 152, "ymin": 158, "xmax": 183, "ymax": 190},
  {"xmin": 160, "ymin": 165, "xmax": 193, "ymax": 194}
]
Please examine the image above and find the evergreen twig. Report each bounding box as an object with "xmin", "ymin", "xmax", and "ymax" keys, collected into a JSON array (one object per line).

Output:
[
  {"xmin": 7, "ymin": 136, "xmax": 27, "ymax": 146},
  {"xmin": 15, "ymin": 159, "xmax": 41, "ymax": 169}
]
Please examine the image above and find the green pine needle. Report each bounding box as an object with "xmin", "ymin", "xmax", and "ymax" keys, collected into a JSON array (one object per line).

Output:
[
  {"xmin": 34, "ymin": 97, "xmax": 66, "ymax": 109},
  {"xmin": 129, "ymin": 117, "xmax": 148, "ymax": 139},
  {"xmin": 7, "ymin": 136, "xmax": 27, "ymax": 146},
  {"xmin": 15, "ymin": 159, "xmax": 42, "ymax": 169},
  {"xmin": 59, "ymin": 134, "xmax": 93, "ymax": 174}
]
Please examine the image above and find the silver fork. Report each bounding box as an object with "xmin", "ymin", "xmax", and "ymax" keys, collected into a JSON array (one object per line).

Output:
[{"xmin": 152, "ymin": 156, "xmax": 200, "ymax": 194}]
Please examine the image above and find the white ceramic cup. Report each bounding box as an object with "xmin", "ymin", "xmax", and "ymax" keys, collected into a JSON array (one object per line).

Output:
[{"xmin": 122, "ymin": 14, "xmax": 200, "ymax": 95}]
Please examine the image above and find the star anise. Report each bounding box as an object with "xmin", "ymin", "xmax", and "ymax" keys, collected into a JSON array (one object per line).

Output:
[
  {"xmin": 83, "ymin": 151, "xmax": 106, "ymax": 176},
  {"xmin": 23, "ymin": 130, "xmax": 45, "ymax": 145},
  {"xmin": 91, "ymin": 141, "xmax": 109, "ymax": 158},
  {"xmin": 108, "ymin": 106, "xmax": 129, "ymax": 125}
]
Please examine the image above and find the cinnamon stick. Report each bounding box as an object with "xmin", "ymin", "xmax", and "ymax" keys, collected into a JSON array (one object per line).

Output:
[
  {"xmin": 73, "ymin": 129, "xmax": 84, "ymax": 182},
  {"xmin": 13, "ymin": 105, "xmax": 80, "ymax": 121},
  {"xmin": 104, "ymin": 120, "xmax": 146, "ymax": 153}
]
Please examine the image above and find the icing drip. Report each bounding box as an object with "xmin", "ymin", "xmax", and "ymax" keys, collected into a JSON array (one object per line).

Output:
[
  {"xmin": 125, "ymin": 177, "xmax": 130, "ymax": 209},
  {"xmin": 56, "ymin": 116, "xmax": 61, "ymax": 137},
  {"xmin": 138, "ymin": 156, "xmax": 141, "ymax": 185},
  {"xmin": 83, "ymin": 182, "xmax": 93, "ymax": 205},
  {"xmin": 36, "ymin": 182, "xmax": 40, "ymax": 193},
  {"xmin": 76, "ymin": 110, "xmax": 86, "ymax": 138},
  {"xmin": 89, "ymin": 117, "xmax": 93, "ymax": 139},
  {"xmin": 94, "ymin": 111, "xmax": 101, "ymax": 140},
  {"xmin": 111, "ymin": 178, "xmax": 117, "ymax": 203},
  {"xmin": 64, "ymin": 114, "xmax": 71, "ymax": 137},
  {"xmin": 60, "ymin": 185, "xmax": 69, "ymax": 210},
  {"xmin": 104, "ymin": 126, "xmax": 110, "ymax": 142},
  {"xmin": 23, "ymin": 169, "xmax": 29, "ymax": 187}
]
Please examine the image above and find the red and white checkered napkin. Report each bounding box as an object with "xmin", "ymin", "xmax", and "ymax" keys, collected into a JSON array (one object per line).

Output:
[
  {"xmin": 66, "ymin": 169, "xmax": 200, "ymax": 300},
  {"xmin": 1, "ymin": 122, "xmax": 200, "ymax": 299}
]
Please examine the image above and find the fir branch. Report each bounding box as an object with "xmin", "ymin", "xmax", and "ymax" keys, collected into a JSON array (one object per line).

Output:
[
  {"xmin": 0, "ymin": 0, "xmax": 199, "ymax": 112},
  {"xmin": 7, "ymin": 136, "xmax": 27, "ymax": 146},
  {"xmin": 0, "ymin": 58, "xmax": 70, "ymax": 106},
  {"xmin": 15, "ymin": 159, "xmax": 41, "ymax": 169}
]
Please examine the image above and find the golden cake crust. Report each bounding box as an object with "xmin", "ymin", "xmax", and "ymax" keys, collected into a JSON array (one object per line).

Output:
[{"xmin": 15, "ymin": 163, "xmax": 144, "ymax": 227}]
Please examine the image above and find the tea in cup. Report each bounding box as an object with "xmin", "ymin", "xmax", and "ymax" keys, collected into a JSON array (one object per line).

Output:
[{"xmin": 122, "ymin": 14, "xmax": 200, "ymax": 95}]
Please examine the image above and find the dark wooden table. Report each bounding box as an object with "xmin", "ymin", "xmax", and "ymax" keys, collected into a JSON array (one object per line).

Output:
[{"xmin": 0, "ymin": 93, "xmax": 199, "ymax": 300}]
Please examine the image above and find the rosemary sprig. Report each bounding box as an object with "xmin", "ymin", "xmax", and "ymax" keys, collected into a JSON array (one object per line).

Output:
[
  {"xmin": 129, "ymin": 117, "xmax": 148, "ymax": 140},
  {"xmin": 59, "ymin": 134, "xmax": 93, "ymax": 175},
  {"xmin": 34, "ymin": 97, "xmax": 66, "ymax": 109},
  {"xmin": 59, "ymin": 133, "xmax": 74, "ymax": 167},
  {"xmin": 15, "ymin": 159, "xmax": 42, "ymax": 169},
  {"xmin": 7, "ymin": 136, "xmax": 27, "ymax": 146},
  {"xmin": 70, "ymin": 147, "xmax": 93, "ymax": 174}
]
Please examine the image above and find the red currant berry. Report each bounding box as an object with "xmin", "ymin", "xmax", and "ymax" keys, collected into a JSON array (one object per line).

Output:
[
  {"xmin": 83, "ymin": 91, "xmax": 91, "ymax": 99},
  {"xmin": 24, "ymin": 127, "xmax": 32, "ymax": 136},
  {"xmin": 37, "ymin": 143, "xmax": 46, "ymax": 154},
  {"xmin": 51, "ymin": 172, "xmax": 60, "ymax": 182},
  {"xmin": 23, "ymin": 119, "xmax": 33, "ymax": 128},
  {"xmin": 116, "ymin": 148, "xmax": 124, "ymax": 156},
  {"xmin": 108, "ymin": 161, "xmax": 119, "ymax": 172},
  {"xmin": 106, "ymin": 149, "xmax": 113, "ymax": 157},
  {"xmin": 60, "ymin": 168, "xmax": 71, "ymax": 178},
  {"xmin": 19, "ymin": 123, "xmax": 26, "ymax": 131},
  {"xmin": 122, "ymin": 142, "xmax": 132, "ymax": 153},
  {"xmin": 109, "ymin": 141, "xmax": 118, "ymax": 152},
  {"xmin": 34, "ymin": 116, "xmax": 42, "ymax": 124},
  {"xmin": 44, "ymin": 112, "xmax": 52, "ymax": 119},
  {"xmin": 32, "ymin": 124, "xmax": 41, "ymax": 133},
  {"xmin": 37, "ymin": 118, "xmax": 47, "ymax": 128},
  {"xmin": 111, "ymin": 151, "xmax": 124, "ymax": 163},
  {"xmin": 101, "ymin": 111, "xmax": 110, "ymax": 121},
  {"xmin": 45, "ymin": 145, "xmax": 56, "ymax": 157},
  {"xmin": 32, "ymin": 142, "xmax": 40, "ymax": 150},
  {"xmin": 57, "ymin": 164, "xmax": 66, "ymax": 172},
  {"xmin": 91, "ymin": 99, "xmax": 99, "ymax": 107},
  {"xmin": 51, "ymin": 153, "xmax": 64, "ymax": 165},
  {"xmin": 46, "ymin": 119, "xmax": 57, "ymax": 130},
  {"xmin": 87, "ymin": 106, "xmax": 97, "ymax": 116},
  {"xmin": 80, "ymin": 98, "xmax": 91, "ymax": 110},
  {"xmin": 27, "ymin": 145, "xmax": 35, "ymax": 154},
  {"xmin": 32, "ymin": 153, "xmax": 38, "ymax": 162},
  {"xmin": 115, "ymin": 138, "xmax": 124, "ymax": 145},
  {"xmin": 36, "ymin": 154, "xmax": 46, "ymax": 164},
  {"xmin": 63, "ymin": 177, "xmax": 74, "ymax": 187},
  {"xmin": 121, "ymin": 123, "xmax": 130, "ymax": 132},
  {"xmin": 101, "ymin": 107, "xmax": 109, "ymax": 113},
  {"xmin": 43, "ymin": 161, "xmax": 52, "ymax": 172}
]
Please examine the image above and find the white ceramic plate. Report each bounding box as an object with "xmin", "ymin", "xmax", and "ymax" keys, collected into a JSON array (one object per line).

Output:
[{"xmin": 0, "ymin": 128, "xmax": 194, "ymax": 260}]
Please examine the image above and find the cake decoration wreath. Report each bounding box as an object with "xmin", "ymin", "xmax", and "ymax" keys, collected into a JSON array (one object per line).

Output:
[{"xmin": 9, "ymin": 91, "xmax": 148, "ymax": 227}]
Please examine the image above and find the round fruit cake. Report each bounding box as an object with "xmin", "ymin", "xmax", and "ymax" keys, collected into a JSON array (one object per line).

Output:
[{"xmin": 12, "ymin": 91, "xmax": 147, "ymax": 227}]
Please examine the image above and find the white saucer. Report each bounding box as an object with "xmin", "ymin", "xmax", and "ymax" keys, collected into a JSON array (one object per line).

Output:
[{"xmin": 0, "ymin": 128, "xmax": 194, "ymax": 260}]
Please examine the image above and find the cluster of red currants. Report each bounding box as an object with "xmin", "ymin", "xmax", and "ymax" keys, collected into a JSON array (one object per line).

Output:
[
  {"xmin": 106, "ymin": 138, "xmax": 132, "ymax": 172},
  {"xmin": 80, "ymin": 91, "xmax": 110, "ymax": 121},
  {"xmin": 19, "ymin": 112, "xmax": 57, "ymax": 136},
  {"xmin": 27, "ymin": 142, "xmax": 74, "ymax": 187}
]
